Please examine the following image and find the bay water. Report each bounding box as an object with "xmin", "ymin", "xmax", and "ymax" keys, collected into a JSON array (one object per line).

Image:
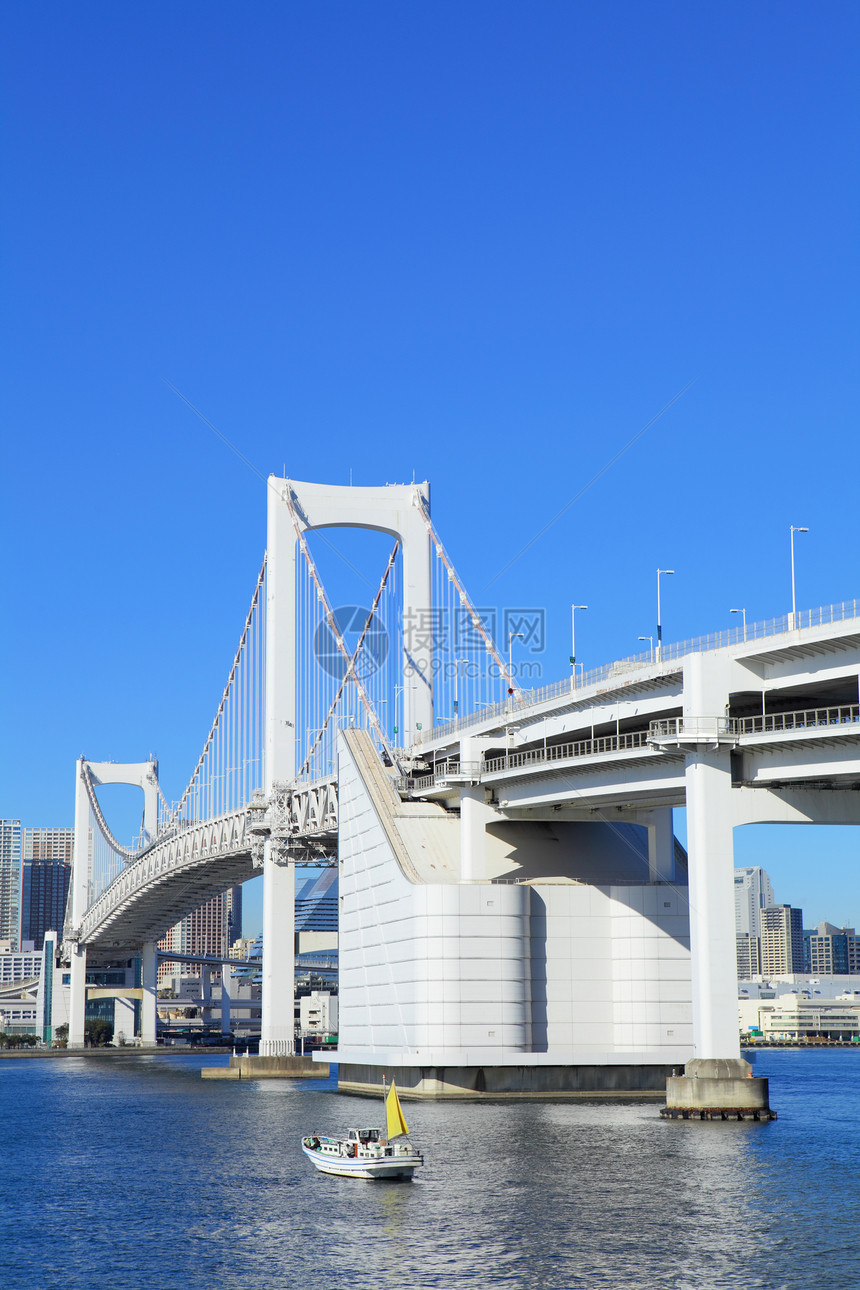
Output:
[{"xmin": 2, "ymin": 1049, "xmax": 858, "ymax": 1289}]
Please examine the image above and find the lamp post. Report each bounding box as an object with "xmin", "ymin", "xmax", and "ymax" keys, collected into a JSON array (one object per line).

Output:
[
  {"xmin": 656, "ymin": 569, "xmax": 674, "ymax": 662},
  {"xmin": 730, "ymin": 607, "xmax": 747, "ymax": 642},
  {"xmin": 570, "ymin": 604, "xmax": 588, "ymax": 689},
  {"xmin": 507, "ymin": 632, "xmax": 523, "ymax": 705},
  {"xmin": 453, "ymin": 657, "xmax": 466, "ymax": 716},
  {"xmin": 790, "ymin": 526, "xmax": 808, "ymax": 630},
  {"xmin": 638, "ymin": 635, "xmax": 654, "ymax": 663}
]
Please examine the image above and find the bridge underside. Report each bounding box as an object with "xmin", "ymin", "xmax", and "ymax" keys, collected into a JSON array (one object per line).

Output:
[{"xmin": 83, "ymin": 852, "xmax": 256, "ymax": 954}]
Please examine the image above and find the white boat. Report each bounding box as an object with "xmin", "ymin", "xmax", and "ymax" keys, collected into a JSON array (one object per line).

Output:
[{"xmin": 301, "ymin": 1080, "xmax": 424, "ymax": 1180}]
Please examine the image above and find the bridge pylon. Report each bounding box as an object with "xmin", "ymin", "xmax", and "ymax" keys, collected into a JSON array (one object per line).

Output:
[
  {"xmin": 67, "ymin": 757, "xmax": 160, "ymax": 1048},
  {"xmin": 259, "ymin": 477, "xmax": 433, "ymax": 1055}
]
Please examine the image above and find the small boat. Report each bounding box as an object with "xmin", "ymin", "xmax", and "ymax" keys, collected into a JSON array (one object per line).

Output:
[{"xmin": 301, "ymin": 1079, "xmax": 424, "ymax": 1180}]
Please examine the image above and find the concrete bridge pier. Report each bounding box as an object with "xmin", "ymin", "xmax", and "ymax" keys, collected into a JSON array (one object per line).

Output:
[
  {"xmin": 113, "ymin": 995, "xmax": 135, "ymax": 1044},
  {"xmin": 140, "ymin": 941, "xmax": 157, "ymax": 1046},
  {"xmin": 667, "ymin": 654, "xmax": 772, "ymax": 1120},
  {"xmin": 68, "ymin": 944, "xmax": 87, "ymax": 1048},
  {"xmin": 220, "ymin": 965, "xmax": 231, "ymax": 1037},
  {"xmin": 259, "ymin": 844, "xmax": 296, "ymax": 1056}
]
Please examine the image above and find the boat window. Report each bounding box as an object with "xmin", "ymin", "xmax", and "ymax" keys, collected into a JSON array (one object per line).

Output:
[{"xmin": 359, "ymin": 1129, "xmax": 379, "ymax": 1142}]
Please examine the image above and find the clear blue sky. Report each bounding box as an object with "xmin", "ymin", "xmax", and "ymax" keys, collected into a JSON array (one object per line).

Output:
[{"xmin": 2, "ymin": 3, "xmax": 858, "ymax": 935}]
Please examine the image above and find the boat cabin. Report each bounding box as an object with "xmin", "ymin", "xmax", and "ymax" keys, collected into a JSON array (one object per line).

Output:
[{"xmin": 348, "ymin": 1129, "xmax": 382, "ymax": 1144}]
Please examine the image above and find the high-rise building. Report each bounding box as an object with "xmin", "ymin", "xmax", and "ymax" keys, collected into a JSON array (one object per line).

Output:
[
  {"xmin": 20, "ymin": 828, "xmax": 73, "ymax": 951},
  {"xmin": 803, "ymin": 922, "xmax": 860, "ymax": 975},
  {"xmin": 761, "ymin": 904, "xmax": 804, "ymax": 975},
  {"xmin": 0, "ymin": 820, "xmax": 22, "ymax": 951},
  {"xmin": 158, "ymin": 886, "xmax": 243, "ymax": 981},
  {"xmin": 734, "ymin": 867, "xmax": 775, "ymax": 938}
]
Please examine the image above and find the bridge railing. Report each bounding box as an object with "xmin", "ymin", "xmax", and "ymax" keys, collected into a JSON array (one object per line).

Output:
[
  {"xmin": 404, "ymin": 731, "xmax": 653, "ymax": 790},
  {"xmin": 424, "ymin": 597, "xmax": 860, "ymax": 744},
  {"xmin": 735, "ymin": 704, "xmax": 860, "ymax": 736},
  {"xmin": 401, "ymin": 703, "xmax": 860, "ymax": 794}
]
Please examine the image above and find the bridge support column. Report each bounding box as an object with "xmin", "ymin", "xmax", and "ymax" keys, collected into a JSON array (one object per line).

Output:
[
  {"xmin": 646, "ymin": 808, "xmax": 675, "ymax": 884},
  {"xmin": 665, "ymin": 753, "xmax": 773, "ymax": 1118},
  {"xmin": 685, "ymin": 747, "xmax": 738, "ymax": 1060},
  {"xmin": 113, "ymin": 996, "xmax": 135, "ymax": 1045},
  {"xmin": 260, "ymin": 847, "xmax": 295, "ymax": 1056},
  {"xmin": 220, "ymin": 966, "xmax": 231, "ymax": 1038},
  {"xmin": 201, "ymin": 964, "xmax": 211, "ymax": 1028},
  {"xmin": 68, "ymin": 944, "xmax": 87, "ymax": 1048},
  {"xmin": 140, "ymin": 941, "xmax": 157, "ymax": 1046},
  {"xmin": 460, "ymin": 785, "xmax": 486, "ymax": 882}
]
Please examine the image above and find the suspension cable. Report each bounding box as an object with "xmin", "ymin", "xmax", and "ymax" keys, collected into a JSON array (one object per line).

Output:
[
  {"xmin": 163, "ymin": 553, "xmax": 268, "ymax": 827},
  {"xmin": 80, "ymin": 764, "xmax": 138, "ymax": 861},
  {"xmin": 282, "ymin": 482, "xmax": 399, "ymax": 766},
  {"xmin": 416, "ymin": 495, "xmax": 521, "ymax": 700},
  {"xmin": 298, "ymin": 539, "xmax": 400, "ymax": 778}
]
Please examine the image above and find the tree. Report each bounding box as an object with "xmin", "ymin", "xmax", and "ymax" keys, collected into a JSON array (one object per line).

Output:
[{"xmin": 85, "ymin": 1018, "xmax": 113, "ymax": 1047}]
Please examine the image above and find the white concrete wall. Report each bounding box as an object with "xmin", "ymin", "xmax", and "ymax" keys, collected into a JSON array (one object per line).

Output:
[
  {"xmin": 338, "ymin": 733, "xmax": 692, "ymax": 1064},
  {"xmin": 337, "ymin": 735, "xmax": 532, "ymax": 1057},
  {"xmin": 529, "ymin": 883, "xmax": 691, "ymax": 1054}
]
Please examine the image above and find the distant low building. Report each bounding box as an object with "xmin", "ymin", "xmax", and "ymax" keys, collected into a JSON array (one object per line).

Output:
[
  {"xmin": 300, "ymin": 989, "xmax": 338, "ymax": 1037},
  {"xmin": 739, "ymin": 993, "xmax": 860, "ymax": 1042}
]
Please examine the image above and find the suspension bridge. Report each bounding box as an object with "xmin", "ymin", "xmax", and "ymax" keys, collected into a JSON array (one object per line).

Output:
[{"xmin": 64, "ymin": 477, "xmax": 860, "ymax": 1099}]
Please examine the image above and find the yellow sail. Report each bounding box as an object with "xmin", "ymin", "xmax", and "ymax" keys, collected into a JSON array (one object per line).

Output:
[{"xmin": 386, "ymin": 1081, "xmax": 409, "ymax": 1140}]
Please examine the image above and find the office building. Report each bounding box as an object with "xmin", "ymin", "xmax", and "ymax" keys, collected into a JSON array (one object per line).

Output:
[
  {"xmin": 736, "ymin": 932, "xmax": 761, "ymax": 979},
  {"xmin": 734, "ymin": 867, "xmax": 775, "ymax": 938},
  {"xmin": 804, "ymin": 922, "xmax": 860, "ymax": 976},
  {"xmin": 761, "ymin": 904, "xmax": 805, "ymax": 975},
  {"xmin": 21, "ymin": 827, "xmax": 73, "ymax": 951},
  {"xmin": 158, "ymin": 886, "xmax": 243, "ymax": 981}
]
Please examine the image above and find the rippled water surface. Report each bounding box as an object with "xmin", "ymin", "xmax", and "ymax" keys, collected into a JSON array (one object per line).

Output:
[{"xmin": 2, "ymin": 1049, "xmax": 858, "ymax": 1289}]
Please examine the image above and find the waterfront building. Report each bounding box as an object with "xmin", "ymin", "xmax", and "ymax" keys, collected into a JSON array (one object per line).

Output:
[
  {"xmin": 761, "ymin": 904, "xmax": 805, "ymax": 975},
  {"xmin": 0, "ymin": 819, "xmax": 22, "ymax": 951},
  {"xmin": 20, "ymin": 827, "xmax": 73, "ymax": 951},
  {"xmin": 738, "ymin": 993, "xmax": 860, "ymax": 1042},
  {"xmin": 0, "ymin": 941, "xmax": 44, "ymax": 1035}
]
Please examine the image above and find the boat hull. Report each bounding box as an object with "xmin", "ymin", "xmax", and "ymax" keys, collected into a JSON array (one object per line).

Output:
[{"xmin": 301, "ymin": 1142, "xmax": 422, "ymax": 1180}]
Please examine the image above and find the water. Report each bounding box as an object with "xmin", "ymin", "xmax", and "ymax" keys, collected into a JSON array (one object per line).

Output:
[{"xmin": 2, "ymin": 1050, "xmax": 858, "ymax": 1290}]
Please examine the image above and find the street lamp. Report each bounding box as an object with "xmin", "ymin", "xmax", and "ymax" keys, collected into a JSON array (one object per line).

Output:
[
  {"xmin": 638, "ymin": 635, "xmax": 654, "ymax": 663},
  {"xmin": 570, "ymin": 605, "xmax": 588, "ymax": 668},
  {"xmin": 730, "ymin": 607, "xmax": 747, "ymax": 642},
  {"xmin": 507, "ymin": 632, "xmax": 523, "ymax": 701},
  {"xmin": 453, "ymin": 657, "xmax": 467, "ymax": 716},
  {"xmin": 570, "ymin": 604, "xmax": 588, "ymax": 690},
  {"xmin": 656, "ymin": 569, "xmax": 674, "ymax": 662},
  {"xmin": 790, "ymin": 526, "xmax": 809, "ymax": 630}
]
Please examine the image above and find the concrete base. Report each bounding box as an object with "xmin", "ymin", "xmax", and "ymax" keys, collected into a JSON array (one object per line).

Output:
[
  {"xmin": 338, "ymin": 1062, "xmax": 675, "ymax": 1100},
  {"xmin": 662, "ymin": 1057, "xmax": 776, "ymax": 1121},
  {"xmin": 201, "ymin": 1054, "xmax": 329, "ymax": 1080}
]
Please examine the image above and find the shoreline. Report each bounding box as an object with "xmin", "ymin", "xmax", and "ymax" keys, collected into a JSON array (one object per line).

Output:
[{"xmin": 0, "ymin": 1046, "xmax": 232, "ymax": 1059}]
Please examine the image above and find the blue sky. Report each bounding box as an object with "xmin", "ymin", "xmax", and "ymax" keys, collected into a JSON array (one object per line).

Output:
[{"xmin": 2, "ymin": 2, "xmax": 858, "ymax": 935}]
